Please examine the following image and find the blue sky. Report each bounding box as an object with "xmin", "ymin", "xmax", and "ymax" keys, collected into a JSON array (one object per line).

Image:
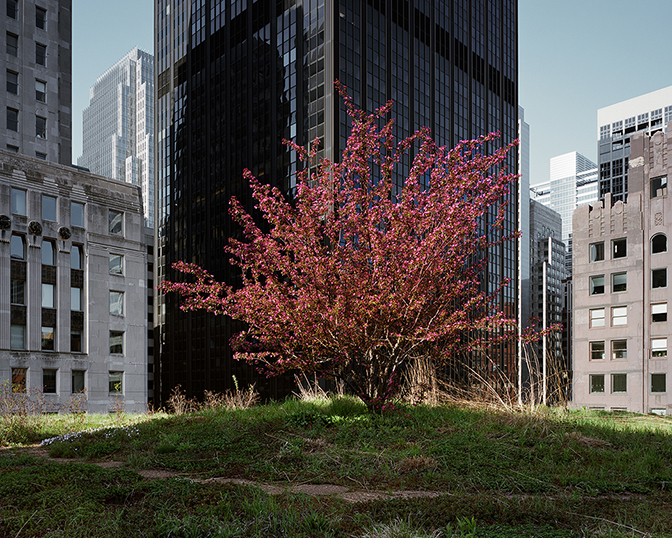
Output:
[{"xmin": 73, "ymin": 1, "xmax": 672, "ymax": 184}]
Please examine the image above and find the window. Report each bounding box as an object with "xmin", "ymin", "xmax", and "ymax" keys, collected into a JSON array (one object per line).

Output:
[
  {"xmin": 71, "ymin": 244, "xmax": 83, "ymax": 270},
  {"xmin": 71, "ymin": 330, "xmax": 82, "ymax": 353},
  {"xmin": 612, "ymin": 238, "xmax": 627, "ymax": 259},
  {"xmin": 110, "ymin": 291, "xmax": 124, "ymax": 316},
  {"xmin": 11, "ymin": 188, "xmax": 25, "ymax": 214},
  {"xmin": 109, "ymin": 371, "xmax": 123, "ymax": 394},
  {"xmin": 590, "ymin": 341, "xmax": 605, "ymax": 361},
  {"xmin": 612, "ymin": 272, "xmax": 627, "ymax": 293},
  {"xmin": 11, "ymin": 234, "xmax": 25, "ymax": 259},
  {"xmin": 590, "ymin": 242, "xmax": 604, "ymax": 262},
  {"xmin": 41, "ymin": 194, "xmax": 56, "ymax": 220},
  {"xmin": 652, "ymin": 269, "xmax": 667, "ymax": 289},
  {"xmin": 611, "ymin": 374, "xmax": 627, "ymax": 394},
  {"xmin": 612, "ymin": 340, "xmax": 627, "ymax": 360},
  {"xmin": 41, "ymin": 326, "xmax": 54, "ymax": 351},
  {"xmin": 36, "ymin": 115, "xmax": 46, "ymax": 138},
  {"xmin": 35, "ymin": 80, "xmax": 46, "ymax": 102},
  {"xmin": 11, "ymin": 280, "xmax": 24, "ymax": 304},
  {"xmin": 71, "ymin": 370, "xmax": 85, "ymax": 393},
  {"xmin": 110, "ymin": 331, "xmax": 123, "ymax": 354},
  {"xmin": 43, "ymin": 369, "xmax": 56, "ymax": 393},
  {"xmin": 590, "ymin": 308, "xmax": 605, "ymax": 328},
  {"xmin": 109, "ymin": 253, "xmax": 123, "ymax": 275},
  {"xmin": 612, "ymin": 306, "xmax": 627, "ymax": 326},
  {"xmin": 7, "ymin": 107, "xmax": 18, "ymax": 131},
  {"xmin": 590, "ymin": 374, "xmax": 605, "ymax": 393},
  {"xmin": 651, "ymin": 374, "xmax": 666, "ymax": 393},
  {"xmin": 35, "ymin": 7, "xmax": 46, "ymax": 29},
  {"xmin": 7, "ymin": 33, "xmax": 18, "ymax": 56},
  {"xmin": 35, "ymin": 151, "xmax": 46, "ymax": 160},
  {"xmin": 652, "ymin": 338, "xmax": 667, "ymax": 358},
  {"xmin": 41, "ymin": 239, "xmax": 54, "ymax": 265},
  {"xmin": 7, "ymin": 144, "xmax": 18, "ymax": 152},
  {"xmin": 71, "ymin": 287, "xmax": 81, "ymax": 311},
  {"xmin": 71, "ymin": 201, "xmax": 84, "ymax": 227},
  {"xmin": 10, "ymin": 325, "xmax": 25, "ymax": 350},
  {"xmin": 651, "ymin": 175, "xmax": 667, "ymax": 198},
  {"xmin": 35, "ymin": 43, "xmax": 46, "ymax": 65},
  {"xmin": 652, "ymin": 234, "xmax": 667, "ymax": 254},
  {"xmin": 7, "ymin": 0, "xmax": 17, "ymax": 18},
  {"xmin": 109, "ymin": 210, "xmax": 123, "ymax": 235},
  {"xmin": 42, "ymin": 283, "xmax": 54, "ymax": 308},
  {"xmin": 6, "ymin": 70, "xmax": 17, "ymax": 94},
  {"xmin": 652, "ymin": 303, "xmax": 667, "ymax": 323},
  {"xmin": 12, "ymin": 368, "xmax": 26, "ymax": 393},
  {"xmin": 590, "ymin": 275, "xmax": 604, "ymax": 295}
]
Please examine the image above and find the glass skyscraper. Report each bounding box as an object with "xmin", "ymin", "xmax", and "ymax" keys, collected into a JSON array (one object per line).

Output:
[{"xmin": 154, "ymin": 0, "xmax": 518, "ymax": 403}]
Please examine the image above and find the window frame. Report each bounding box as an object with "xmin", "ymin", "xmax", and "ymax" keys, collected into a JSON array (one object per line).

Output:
[
  {"xmin": 652, "ymin": 303, "xmax": 667, "ymax": 323},
  {"xmin": 590, "ymin": 275, "xmax": 605, "ymax": 295},
  {"xmin": 611, "ymin": 238, "xmax": 627, "ymax": 259},
  {"xmin": 109, "ymin": 210, "xmax": 123, "ymax": 236},
  {"xmin": 651, "ymin": 373, "xmax": 666, "ymax": 394},
  {"xmin": 652, "ymin": 338, "xmax": 668, "ymax": 358},
  {"xmin": 612, "ymin": 340, "xmax": 627, "ymax": 360},
  {"xmin": 35, "ymin": 43, "xmax": 46, "ymax": 66},
  {"xmin": 43, "ymin": 369, "xmax": 57, "ymax": 394},
  {"xmin": 6, "ymin": 70, "xmax": 18, "ymax": 94},
  {"xmin": 611, "ymin": 373, "xmax": 627, "ymax": 394},
  {"xmin": 611, "ymin": 306, "xmax": 627, "ymax": 326},
  {"xmin": 590, "ymin": 341, "xmax": 605, "ymax": 361},
  {"xmin": 589, "ymin": 374, "xmax": 605, "ymax": 394},
  {"xmin": 589, "ymin": 242, "xmax": 605, "ymax": 262},
  {"xmin": 41, "ymin": 326, "xmax": 55, "ymax": 351},
  {"xmin": 652, "ymin": 268, "xmax": 667, "ymax": 289},
  {"xmin": 651, "ymin": 233, "xmax": 667, "ymax": 254},
  {"xmin": 109, "ymin": 331, "xmax": 124, "ymax": 355},
  {"xmin": 109, "ymin": 253, "xmax": 123, "ymax": 275},
  {"xmin": 109, "ymin": 290, "xmax": 124, "ymax": 317},
  {"xmin": 611, "ymin": 272, "xmax": 627, "ymax": 293}
]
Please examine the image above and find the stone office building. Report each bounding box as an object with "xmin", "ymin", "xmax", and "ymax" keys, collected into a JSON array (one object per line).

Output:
[
  {"xmin": 573, "ymin": 126, "xmax": 672, "ymax": 414},
  {"xmin": 0, "ymin": 150, "xmax": 150, "ymax": 413}
]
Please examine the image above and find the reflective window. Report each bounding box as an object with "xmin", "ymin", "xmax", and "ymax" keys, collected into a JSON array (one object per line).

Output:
[
  {"xmin": 42, "ymin": 195, "xmax": 56, "ymax": 220},
  {"xmin": 42, "ymin": 239, "xmax": 54, "ymax": 265},
  {"xmin": 110, "ymin": 291, "xmax": 124, "ymax": 316},
  {"xmin": 590, "ymin": 243, "xmax": 604, "ymax": 262},
  {"xmin": 71, "ymin": 202, "xmax": 85, "ymax": 227},
  {"xmin": 12, "ymin": 368, "xmax": 26, "ymax": 392},
  {"xmin": 11, "ymin": 235, "xmax": 25, "ymax": 259},
  {"xmin": 109, "ymin": 371, "xmax": 123, "ymax": 393},
  {"xmin": 109, "ymin": 253, "xmax": 123, "ymax": 275},
  {"xmin": 10, "ymin": 325, "xmax": 25, "ymax": 350},
  {"xmin": 71, "ymin": 370, "xmax": 85, "ymax": 393},
  {"xmin": 590, "ymin": 275, "xmax": 604, "ymax": 295},
  {"xmin": 41, "ymin": 326, "xmax": 55, "ymax": 350},
  {"xmin": 42, "ymin": 283, "xmax": 54, "ymax": 308},
  {"xmin": 109, "ymin": 210, "xmax": 123, "ymax": 235},
  {"xmin": 110, "ymin": 331, "xmax": 123, "ymax": 354},
  {"xmin": 11, "ymin": 188, "xmax": 25, "ymax": 214},
  {"xmin": 10, "ymin": 280, "xmax": 24, "ymax": 304},
  {"xmin": 71, "ymin": 245, "xmax": 83, "ymax": 270},
  {"xmin": 71, "ymin": 287, "xmax": 81, "ymax": 311}
]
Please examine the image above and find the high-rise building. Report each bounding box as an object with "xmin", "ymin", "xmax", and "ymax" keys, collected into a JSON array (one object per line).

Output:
[
  {"xmin": 155, "ymin": 0, "xmax": 519, "ymax": 403},
  {"xmin": 1, "ymin": 0, "xmax": 72, "ymax": 164},
  {"xmin": 78, "ymin": 48, "xmax": 155, "ymax": 227},
  {"xmin": 530, "ymin": 151, "xmax": 597, "ymax": 274},
  {"xmin": 597, "ymin": 85, "xmax": 672, "ymax": 203},
  {"xmin": 573, "ymin": 126, "xmax": 672, "ymax": 414}
]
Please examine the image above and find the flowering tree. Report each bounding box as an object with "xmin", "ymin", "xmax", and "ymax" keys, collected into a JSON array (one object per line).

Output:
[{"xmin": 161, "ymin": 88, "xmax": 519, "ymax": 410}]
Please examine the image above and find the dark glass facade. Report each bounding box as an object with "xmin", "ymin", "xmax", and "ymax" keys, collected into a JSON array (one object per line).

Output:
[{"xmin": 155, "ymin": 0, "xmax": 518, "ymax": 404}]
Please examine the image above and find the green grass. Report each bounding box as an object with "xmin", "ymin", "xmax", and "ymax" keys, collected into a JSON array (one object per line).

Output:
[{"xmin": 2, "ymin": 399, "xmax": 672, "ymax": 537}]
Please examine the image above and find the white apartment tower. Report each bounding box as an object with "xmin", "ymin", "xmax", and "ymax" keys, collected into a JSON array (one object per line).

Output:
[
  {"xmin": 78, "ymin": 48, "xmax": 154, "ymax": 227},
  {"xmin": 530, "ymin": 152, "xmax": 598, "ymax": 274}
]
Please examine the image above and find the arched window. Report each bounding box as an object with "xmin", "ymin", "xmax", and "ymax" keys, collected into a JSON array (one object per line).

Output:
[{"xmin": 652, "ymin": 233, "xmax": 667, "ymax": 254}]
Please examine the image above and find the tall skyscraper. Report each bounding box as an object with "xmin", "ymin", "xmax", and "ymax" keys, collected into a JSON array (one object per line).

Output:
[
  {"xmin": 155, "ymin": 0, "xmax": 519, "ymax": 403},
  {"xmin": 597, "ymin": 85, "xmax": 672, "ymax": 203},
  {"xmin": 78, "ymin": 48, "xmax": 155, "ymax": 227},
  {"xmin": 1, "ymin": 0, "xmax": 72, "ymax": 164},
  {"xmin": 530, "ymin": 151, "xmax": 597, "ymax": 274}
]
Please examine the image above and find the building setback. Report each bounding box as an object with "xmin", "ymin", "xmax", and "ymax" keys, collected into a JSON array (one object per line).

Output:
[
  {"xmin": 0, "ymin": 150, "xmax": 149, "ymax": 413},
  {"xmin": 155, "ymin": 0, "xmax": 519, "ymax": 404},
  {"xmin": 78, "ymin": 48, "xmax": 155, "ymax": 228},
  {"xmin": 573, "ymin": 127, "xmax": 672, "ymax": 415},
  {"xmin": 1, "ymin": 0, "xmax": 72, "ymax": 164}
]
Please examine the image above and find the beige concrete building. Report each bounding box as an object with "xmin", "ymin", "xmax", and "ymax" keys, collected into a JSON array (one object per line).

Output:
[
  {"xmin": 0, "ymin": 150, "xmax": 149, "ymax": 413},
  {"xmin": 573, "ymin": 127, "xmax": 672, "ymax": 414}
]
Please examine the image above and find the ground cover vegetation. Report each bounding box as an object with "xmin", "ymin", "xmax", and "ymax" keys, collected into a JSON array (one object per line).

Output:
[
  {"xmin": 2, "ymin": 388, "xmax": 672, "ymax": 537},
  {"xmin": 161, "ymin": 86, "xmax": 525, "ymax": 410}
]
